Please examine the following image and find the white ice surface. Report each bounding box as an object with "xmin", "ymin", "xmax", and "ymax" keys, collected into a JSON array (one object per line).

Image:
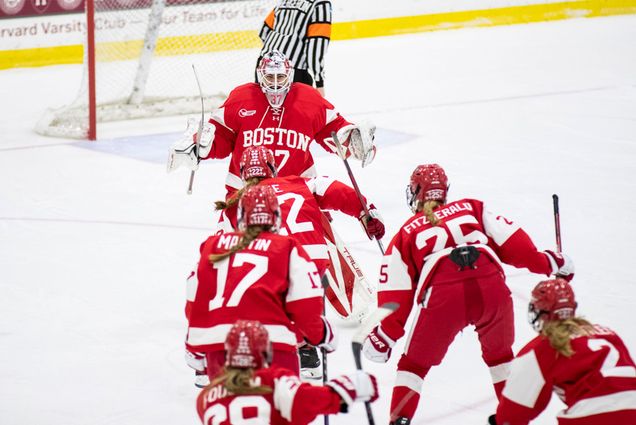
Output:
[{"xmin": 1, "ymin": 15, "xmax": 636, "ymax": 425}]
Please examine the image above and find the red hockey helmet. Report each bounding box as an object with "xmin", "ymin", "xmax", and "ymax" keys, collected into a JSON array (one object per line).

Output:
[
  {"xmin": 240, "ymin": 146, "xmax": 277, "ymax": 181},
  {"xmin": 257, "ymin": 50, "xmax": 294, "ymax": 108},
  {"xmin": 406, "ymin": 164, "xmax": 449, "ymax": 213},
  {"xmin": 225, "ymin": 320, "xmax": 273, "ymax": 369},
  {"xmin": 238, "ymin": 184, "xmax": 281, "ymax": 231},
  {"xmin": 528, "ymin": 278, "xmax": 577, "ymax": 332}
]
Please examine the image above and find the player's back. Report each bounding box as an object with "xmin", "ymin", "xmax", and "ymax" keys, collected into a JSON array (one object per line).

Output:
[
  {"xmin": 196, "ymin": 367, "xmax": 289, "ymax": 425},
  {"xmin": 541, "ymin": 325, "xmax": 636, "ymax": 405},
  {"xmin": 187, "ymin": 231, "xmax": 300, "ymax": 351}
]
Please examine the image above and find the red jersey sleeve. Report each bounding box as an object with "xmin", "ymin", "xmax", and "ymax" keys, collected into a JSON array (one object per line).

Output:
[
  {"xmin": 496, "ymin": 338, "xmax": 553, "ymax": 425},
  {"xmin": 272, "ymin": 368, "xmax": 342, "ymax": 425},
  {"xmin": 284, "ymin": 239, "xmax": 326, "ymax": 345},
  {"xmin": 479, "ymin": 202, "xmax": 553, "ymax": 276},
  {"xmin": 377, "ymin": 231, "xmax": 418, "ymax": 341},
  {"xmin": 305, "ymin": 176, "xmax": 366, "ymax": 217}
]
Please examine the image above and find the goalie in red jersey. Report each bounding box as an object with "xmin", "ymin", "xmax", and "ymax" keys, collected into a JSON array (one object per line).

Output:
[
  {"xmin": 489, "ymin": 278, "xmax": 636, "ymax": 425},
  {"xmin": 197, "ymin": 320, "xmax": 378, "ymax": 425},
  {"xmin": 361, "ymin": 164, "xmax": 575, "ymax": 425},
  {"xmin": 185, "ymin": 185, "xmax": 337, "ymax": 384},
  {"xmin": 167, "ymin": 50, "xmax": 376, "ymax": 195}
]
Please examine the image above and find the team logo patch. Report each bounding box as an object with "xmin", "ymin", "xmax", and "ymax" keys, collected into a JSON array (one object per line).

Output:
[
  {"xmin": 239, "ymin": 109, "xmax": 256, "ymax": 117},
  {"xmin": 1, "ymin": 0, "xmax": 25, "ymax": 15}
]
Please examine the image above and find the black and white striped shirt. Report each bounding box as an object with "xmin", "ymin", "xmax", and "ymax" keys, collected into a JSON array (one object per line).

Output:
[{"xmin": 258, "ymin": 0, "xmax": 332, "ymax": 88}]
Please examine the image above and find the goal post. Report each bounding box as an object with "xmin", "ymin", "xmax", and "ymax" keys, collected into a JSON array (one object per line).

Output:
[{"xmin": 36, "ymin": 0, "xmax": 275, "ymax": 140}]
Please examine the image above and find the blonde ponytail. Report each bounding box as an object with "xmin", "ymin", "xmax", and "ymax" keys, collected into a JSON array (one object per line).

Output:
[
  {"xmin": 214, "ymin": 178, "xmax": 262, "ymax": 211},
  {"xmin": 209, "ymin": 225, "xmax": 268, "ymax": 263},
  {"xmin": 542, "ymin": 317, "xmax": 593, "ymax": 357},
  {"xmin": 209, "ymin": 367, "xmax": 272, "ymax": 395},
  {"xmin": 419, "ymin": 200, "xmax": 442, "ymax": 226}
]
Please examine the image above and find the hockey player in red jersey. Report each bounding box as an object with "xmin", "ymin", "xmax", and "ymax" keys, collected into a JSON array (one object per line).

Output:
[
  {"xmin": 197, "ymin": 320, "xmax": 379, "ymax": 425},
  {"xmin": 216, "ymin": 145, "xmax": 385, "ymax": 275},
  {"xmin": 361, "ymin": 164, "xmax": 575, "ymax": 425},
  {"xmin": 185, "ymin": 185, "xmax": 337, "ymax": 381},
  {"xmin": 167, "ymin": 50, "xmax": 376, "ymax": 194},
  {"xmin": 213, "ymin": 145, "xmax": 384, "ymax": 379},
  {"xmin": 489, "ymin": 278, "xmax": 636, "ymax": 425}
]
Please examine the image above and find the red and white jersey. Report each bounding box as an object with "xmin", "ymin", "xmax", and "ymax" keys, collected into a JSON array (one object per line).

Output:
[
  {"xmin": 197, "ymin": 366, "xmax": 342, "ymax": 425},
  {"xmin": 217, "ymin": 175, "xmax": 365, "ymax": 275},
  {"xmin": 186, "ymin": 231, "xmax": 325, "ymax": 354},
  {"xmin": 377, "ymin": 199, "xmax": 554, "ymax": 341},
  {"xmin": 496, "ymin": 325, "xmax": 636, "ymax": 425},
  {"xmin": 204, "ymin": 82, "xmax": 352, "ymax": 193}
]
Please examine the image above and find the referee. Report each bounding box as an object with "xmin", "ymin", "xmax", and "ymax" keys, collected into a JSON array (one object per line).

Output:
[{"xmin": 257, "ymin": 0, "xmax": 332, "ymax": 96}]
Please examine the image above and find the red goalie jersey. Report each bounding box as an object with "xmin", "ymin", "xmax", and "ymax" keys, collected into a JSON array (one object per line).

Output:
[
  {"xmin": 496, "ymin": 325, "xmax": 636, "ymax": 425},
  {"xmin": 378, "ymin": 198, "xmax": 555, "ymax": 341},
  {"xmin": 197, "ymin": 367, "xmax": 342, "ymax": 425},
  {"xmin": 185, "ymin": 231, "xmax": 325, "ymax": 355},
  {"xmin": 218, "ymin": 175, "xmax": 366, "ymax": 274},
  {"xmin": 204, "ymin": 82, "xmax": 352, "ymax": 192}
]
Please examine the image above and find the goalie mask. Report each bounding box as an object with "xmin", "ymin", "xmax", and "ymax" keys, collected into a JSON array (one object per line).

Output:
[
  {"xmin": 257, "ymin": 50, "xmax": 294, "ymax": 108},
  {"xmin": 406, "ymin": 164, "xmax": 449, "ymax": 213},
  {"xmin": 528, "ymin": 278, "xmax": 577, "ymax": 332},
  {"xmin": 238, "ymin": 185, "xmax": 281, "ymax": 231},
  {"xmin": 240, "ymin": 146, "xmax": 277, "ymax": 181},
  {"xmin": 225, "ymin": 320, "xmax": 273, "ymax": 369}
]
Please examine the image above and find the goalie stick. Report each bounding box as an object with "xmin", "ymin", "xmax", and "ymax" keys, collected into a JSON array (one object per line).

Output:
[
  {"xmin": 552, "ymin": 194, "xmax": 562, "ymax": 251},
  {"xmin": 187, "ymin": 64, "xmax": 205, "ymax": 195},
  {"xmin": 351, "ymin": 302, "xmax": 399, "ymax": 425},
  {"xmin": 330, "ymin": 131, "xmax": 385, "ymax": 255}
]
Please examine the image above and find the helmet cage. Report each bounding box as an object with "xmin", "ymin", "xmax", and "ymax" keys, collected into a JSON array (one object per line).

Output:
[{"xmin": 257, "ymin": 51, "xmax": 293, "ymax": 108}]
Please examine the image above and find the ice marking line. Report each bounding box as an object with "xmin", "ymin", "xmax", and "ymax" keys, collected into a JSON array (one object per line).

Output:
[
  {"xmin": 0, "ymin": 217, "xmax": 211, "ymax": 231},
  {"xmin": 0, "ymin": 142, "xmax": 74, "ymax": 152},
  {"xmin": 349, "ymin": 85, "xmax": 621, "ymax": 116}
]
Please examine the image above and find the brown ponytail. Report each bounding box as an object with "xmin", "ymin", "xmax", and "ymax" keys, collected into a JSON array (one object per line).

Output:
[
  {"xmin": 209, "ymin": 367, "xmax": 272, "ymax": 395},
  {"xmin": 209, "ymin": 225, "xmax": 269, "ymax": 263},
  {"xmin": 542, "ymin": 317, "xmax": 593, "ymax": 357},
  {"xmin": 419, "ymin": 200, "xmax": 442, "ymax": 226},
  {"xmin": 214, "ymin": 177, "xmax": 262, "ymax": 211}
]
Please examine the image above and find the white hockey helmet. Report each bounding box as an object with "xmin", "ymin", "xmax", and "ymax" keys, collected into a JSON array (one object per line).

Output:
[{"xmin": 257, "ymin": 50, "xmax": 294, "ymax": 108}]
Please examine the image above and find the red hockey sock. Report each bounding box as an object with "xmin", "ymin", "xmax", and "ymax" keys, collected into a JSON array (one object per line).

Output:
[{"xmin": 390, "ymin": 386, "xmax": 420, "ymax": 421}]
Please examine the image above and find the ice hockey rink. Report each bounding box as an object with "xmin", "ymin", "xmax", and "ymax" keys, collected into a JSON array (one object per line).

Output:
[{"xmin": 1, "ymin": 13, "xmax": 635, "ymax": 425}]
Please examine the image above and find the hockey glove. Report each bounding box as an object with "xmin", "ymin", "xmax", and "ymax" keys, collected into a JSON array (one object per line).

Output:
[
  {"xmin": 363, "ymin": 325, "xmax": 395, "ymax": 363},
  {"xmin": 327, "ymin": 370, "xmax": 379, "ymax": 409},
  {"xmin": 185, "ymin": 350, "xmax": 207, "ymax": 373},
  {"xmin": 360, "ymin": 204, "xmax": 385, "ymax": 240},
  {"xmin": 167, "ymin": 118, "xmax": 215, "ymax": 172},
  {"xmin": 544, "ymin": 250, "xmax": 575, "ymax": 281},
  {"xmin": 317, "ymin": 316, "xmax": 338, "ymax": 353},
  {"xmin": 336, "ymin": 123, "xmax": 376, "ymax": 167}
]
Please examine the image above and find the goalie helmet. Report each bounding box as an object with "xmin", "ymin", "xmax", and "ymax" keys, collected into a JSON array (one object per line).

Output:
[
  {"xmin": 240, "ymin": 146, "xmax": 277, "ymax": 181},
  {"xmin": 225, "ymin": 320, "xmax": 273, "ymax": 369},
  {"xmin": 528, "ymin": 278, "xmax": 577, "ymax": 332},
  {"xmin": 238, "ymin": 185, "xmax": 281, "ymax": 231},
  {"xmin": 257, "ymin": 50, "xmax": 294, "ymax": 108},
  {"xmin": 406, "ymin": 164, "xmax": 449, "ymax": 213}
]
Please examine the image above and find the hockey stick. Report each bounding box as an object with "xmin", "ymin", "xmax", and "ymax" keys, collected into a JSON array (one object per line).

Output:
[
  {"xmin": 352, "ymin": 302, "xmax": 399, "ymax": 425},
  {"xmin": 321, "ymin": 275, "xmax": 330, "ymax": 425},
  {"xmin": 330, "ymin": 131, "xmax": 385, "ymax": 255},
  {"xmin": 187, "ymin": 64, "xmax": 205, "ymax": 195},
  {"xmin": 552, "ymin": 194, "xmax": 562, "ymax": 251}
]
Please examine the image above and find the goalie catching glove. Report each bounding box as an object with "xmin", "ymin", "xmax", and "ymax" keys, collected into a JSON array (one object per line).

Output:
[
  {"xmin": 336, "ymin": 122, "xmax": 376, "ymax": 167},
  {"xmin": 359, "ymin": 204, "xmax": 385, "ymax": 240},
  {"xmin": 327, "ymin": 370, "xmax": 379, "ymax": 410},
  {"xmin": 166, "ymin": 118, "xmax": 215, "ymax": 172}
]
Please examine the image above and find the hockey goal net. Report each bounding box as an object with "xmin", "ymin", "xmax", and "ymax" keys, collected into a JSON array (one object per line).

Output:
[{"xmin": 36, "ymin": 0, "xmax": 275, "ymax": 139}]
